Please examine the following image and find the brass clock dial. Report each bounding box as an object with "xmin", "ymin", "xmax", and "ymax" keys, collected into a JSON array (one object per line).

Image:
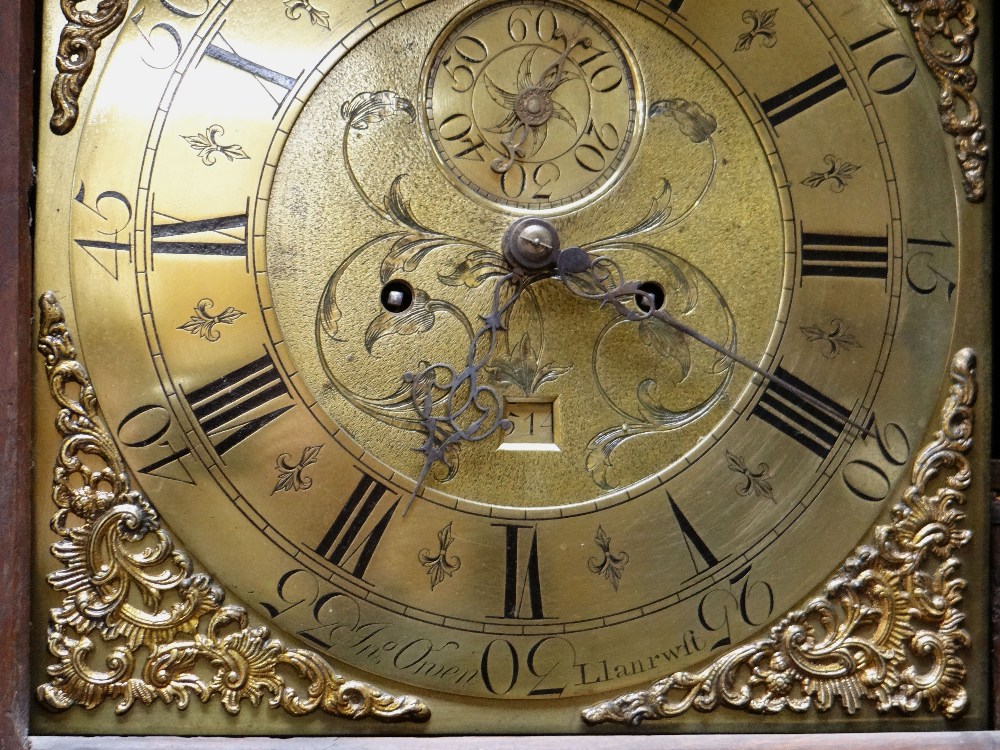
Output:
[{"xmin": 31, "ymin": 0, "xmax": 990, "ymax": 736}]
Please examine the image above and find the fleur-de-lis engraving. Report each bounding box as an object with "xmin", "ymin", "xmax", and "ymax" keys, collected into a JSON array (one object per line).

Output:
[
  {"xmin": 726, "ymin": 451, "xmax": 775, "ymax": 502},
  {"xmin": 583, "ymin": 349, "xmax": 977, "ymax": 725},
  {"xmin": 418, "ymin": 523, "xmax": 462, "ymax": 590},
  {"xmin": 177, "ymin": 299, "xmax": 245, "ymax": 342},
  {"xmin": 735, "ymin": 9, "xmax": 778, "ymax": 52},
  {"xmin": 181, "ymin": 125, "xmax": 250, "ymax": 166},
  {"xmin": 283, "ymin": 0, "xmax": 330, "ymax": 28},
  {"xmin": 272, "ymin": 445, "xmax": 324, "ymax": 494},
  {"xmin": 801, "ymin": 155, "xmax": 861, "ymax": 193},
  {"xmin": 588, "ymin": 526, "xmax": 629, "ymax": 591},
  {"xmin": 800, "ymin": 318, "xmax": 861, "ymax": 359}
]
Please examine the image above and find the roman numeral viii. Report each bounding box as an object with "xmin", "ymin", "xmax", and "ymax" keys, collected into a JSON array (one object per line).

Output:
[
  {"xmin": 314, "ymin": 474, "xmax": 400, "ymax": 580},
  {"xmin": 750, "ymin": 367, "xmax": 851, "ymax": 459}
]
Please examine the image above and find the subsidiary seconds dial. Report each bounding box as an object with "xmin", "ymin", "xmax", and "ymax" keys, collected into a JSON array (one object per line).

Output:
[{"xmin": 424, "ymin": 0, "xmax": 641, "ymax": 211}]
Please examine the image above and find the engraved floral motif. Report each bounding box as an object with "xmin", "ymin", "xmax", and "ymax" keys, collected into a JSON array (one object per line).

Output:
[
  {"xmin": 438, "ymin": 249, "xmax": 508, "ymax": 289},
  {"xmin": 801, "ymin": 155, "xmax": 861, "ymax": 193},
  {"xmin": 365, "ymin": 289, "xmax": 459, "ymax": 354},
  {"xmin": 576, "ymin": 99, "xmax": 733, "ymax": 490},
  {"xmin": 800, "ymin": 318, "xmax": 860, "ymax": 359},
  {"xmin": 341, "ymin": 90, "xmax": 416, "ymax": 133},
  {"xmin": 284, "ymin": 0, "xmax": 330, "ymax": 28},
  {"xmin": 580, "ymin": 253, "xmax": 736, "ymax": 491},
  {"xmin": 273, "ymin": 445, "xmax": 323, "ymax": 493},
  {"xmin": 418, "ymin": 523, "xmax": 462, "ymax": 590},
  {"xmin": 582, "ymin": 348, "xmax": 976, "ymax": 724},
  {"xmin": 35, "ymin": 292, "xmax": 430, "ymax": 722},
  {"xmin": 182, "ymin": 125, "xmax": 250, "ymax": 166},
  {"xmin": 177, "ymin": 299, "xmax": 245, "ymax": 342},
  {"xmin": 638, "ymin": 317, "xmax": 691, "ymax": 380},
  {"xmin": 485, "ymin": 333, "xmax": 571, "ymax": 397},
  {"xmin": 327, "ymin": 87, "xmax": 737, "ymax": 496},
  {"xmin": 726, "ymin": 451, "xmax": 775, "ymax": 502},
  {"xmin": 735, "ymin": 9, "xmax": 778, "ymax": 52},
  {"xmin": 648, "ymin": 99, "xmax": 717, "ymax": 144},
  {"xmin": 588, "ymin": 526, "xmax": 630, "ymax": 591},
  {"xmin": 887, "ymin": 0, "xmax": 988, "ymax": 202}
]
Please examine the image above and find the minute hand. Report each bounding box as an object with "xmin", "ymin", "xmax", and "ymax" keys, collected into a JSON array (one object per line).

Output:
[{"xmin": 558, "ymin": 250, "xmax": 871, "ymax": 438}]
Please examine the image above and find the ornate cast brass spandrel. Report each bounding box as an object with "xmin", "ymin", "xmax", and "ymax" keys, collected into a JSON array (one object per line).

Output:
[
  {"xmin": 35, "ymin": 291, "xmax": 431, "ymax": 722},
  {"xmin": 51, "ymin": 0, "xmax": 130, "ymax": 135},
  {"xmin": 582, "ymin": 347, "xmax": 977, "ymax": 725},
  {"xmin": 889, "ymin": 0, "xmax": 989, "ymax": 202}
]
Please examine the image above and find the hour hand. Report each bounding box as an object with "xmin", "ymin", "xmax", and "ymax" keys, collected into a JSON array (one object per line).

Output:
[
  {"xmin": 403, "ymin": 269, "xmax": 523, "ymax": 511},
  {"xmin": 404, "ymin": 218, "xmax": 574, "ymax": 509}
]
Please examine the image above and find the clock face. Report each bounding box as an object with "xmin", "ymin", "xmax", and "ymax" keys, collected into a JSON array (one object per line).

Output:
[{"xmin": 62, "ymin": 0, "xmax": 969, "ymax": 713}]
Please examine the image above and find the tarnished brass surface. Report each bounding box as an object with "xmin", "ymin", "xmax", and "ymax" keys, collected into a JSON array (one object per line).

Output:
[
  {"xmin": 887, "ymin": 0, "xmax": 989, "ymax": 203},
  {"xmin": 34, "ymin": 292, "xmax": 431, "ymax": 722},
  {"xmin": 32, "ymin": 0, "xmax": 991, "ymax": 735},
  {"xmin": 267, "ymin": 0, "xmax": 786, "ymax": 508},
  {"xmin": 583, "ymin": 348, "xmax": 978, "ymax": 724}
]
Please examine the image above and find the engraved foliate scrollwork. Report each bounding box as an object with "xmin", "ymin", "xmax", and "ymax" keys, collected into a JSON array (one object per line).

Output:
[
  {"xmin": 582, "ymin": 348, "xmax": 976, "ymax": 725},
  {"xmin": 888, "ymin": 0, "xmax": 988, "ymax": 202},
  {"xmin": 35, "ymin": 292, "xmax": 431, "ymax": 722},
  {"xmin": 485, "ymin": 333, "xmax": 571, "ymax": 397},
  {"xmin": 572, "ymin": 97, "xmax": 734, "ymax": 489}
]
